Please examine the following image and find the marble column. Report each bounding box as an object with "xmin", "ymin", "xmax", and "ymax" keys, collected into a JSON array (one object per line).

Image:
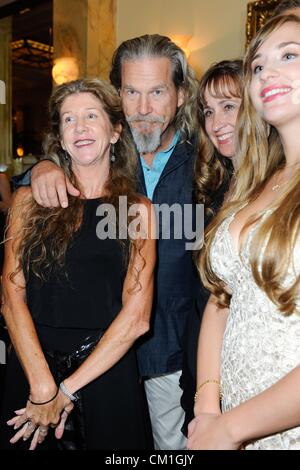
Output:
[
  {"xmin": 87, "ymin": 0, "xmax": 116, "ymax": 81},
  {"xmin": 53, "ymin": 0, "xmax": 116, "ymax": 82},
  {"xmin": 0, "ymin": 17, "xmax": 12, "ymax": 165}
]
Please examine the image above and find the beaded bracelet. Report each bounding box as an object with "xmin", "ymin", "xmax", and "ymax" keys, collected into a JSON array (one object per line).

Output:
[
  {"xmin": 194, "ymin": 379, "xmax": 222, "ymax": 402},
  {"xmin": 28, "ymin": 388, "xmax": 59, "ymax": 406}
]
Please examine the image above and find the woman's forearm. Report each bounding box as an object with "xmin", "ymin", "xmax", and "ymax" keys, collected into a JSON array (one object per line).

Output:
[
  {"xmin": 2, "ymin": 187, "xmax": 56, "ymax": 401},
  {"xmin": 2, "ymin": 299, "xmax": 57, "ymax": 399},
  {"xmin": 194, "ymin": 296, "xmax": 229, "ymax": 415},
  {"xmin": 223, "ymin": 365, "xmax": 300, "ymax": 446},
  {"xmin": 63, "ymin": 305, "xmax": 149, "ymax": 394}
]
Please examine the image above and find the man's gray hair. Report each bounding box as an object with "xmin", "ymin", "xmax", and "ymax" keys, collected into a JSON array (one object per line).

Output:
[{"xmin": 110, "ymin": 34, "xmax": 199, "ymax": 141}]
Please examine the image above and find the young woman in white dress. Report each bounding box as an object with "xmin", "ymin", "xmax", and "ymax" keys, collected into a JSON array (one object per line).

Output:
[{"xmin": 187, "ymin": 14, "xmax": 300, "ymax": 450}]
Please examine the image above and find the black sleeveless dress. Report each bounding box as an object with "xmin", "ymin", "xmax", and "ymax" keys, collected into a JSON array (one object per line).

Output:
[{"xmin": 0, "ymin": 198, "xmax": 153, "ymax": 450}]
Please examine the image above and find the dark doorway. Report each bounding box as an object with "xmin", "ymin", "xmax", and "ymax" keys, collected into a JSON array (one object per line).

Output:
[{"xmin": 11, "ymin": 0, "xmax": 53, "ymax": 159}]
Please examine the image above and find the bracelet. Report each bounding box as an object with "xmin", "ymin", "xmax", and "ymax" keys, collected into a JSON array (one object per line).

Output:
[
  {"xmin": 59, "ymin": 381, "xmax": 79, "ymax": 402},
  {"xmin": 194, "ymin": 379, "xmax": 222, "ymax": 402},
  {"xmin": 28, "ymin": 388, "xmax": 59, "ymax": 406}
]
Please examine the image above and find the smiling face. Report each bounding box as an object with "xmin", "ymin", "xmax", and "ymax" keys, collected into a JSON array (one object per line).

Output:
[
  {"xmin": 250, "ymin": 21, "xmax": 300, "ymax": 129},
  {"xmin": 203, "ymin": 87, "xmax": 241, "ymax": 158},
  {"xmin": 120, "ymin": 56, "xmax": 184, "ymax": 153},
  {"xmin": 60, "ymin": 92, "xmax": 120, "ymax": 168}
]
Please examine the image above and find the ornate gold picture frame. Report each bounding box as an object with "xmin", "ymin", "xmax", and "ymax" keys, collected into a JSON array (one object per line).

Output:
[{"xmin": 246, "ymin": 0, "xmax": 280, "ymax": 47}]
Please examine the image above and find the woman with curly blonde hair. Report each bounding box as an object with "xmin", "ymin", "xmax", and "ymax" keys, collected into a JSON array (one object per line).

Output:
[
  {"xmin": 0, "ymin": 78, "xmax": 155, "ymax": 450},
  {"xmin": 188, "ymin": 14, "xmax": 300, "ymax": 450}
]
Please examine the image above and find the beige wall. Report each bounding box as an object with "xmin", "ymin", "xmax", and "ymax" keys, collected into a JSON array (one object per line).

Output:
[{"xmin": 117, "ymin": 0, "xmax": 249, "ymax": 76}]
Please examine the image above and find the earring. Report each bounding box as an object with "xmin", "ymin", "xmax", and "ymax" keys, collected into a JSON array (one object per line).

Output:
[
  {"xmin": 63, "ymin": 150, "xmax": 70, "ymax": 162},
  {"xmin": 110, "ymin": 144, "xmax": 116, "ymax": 162}
]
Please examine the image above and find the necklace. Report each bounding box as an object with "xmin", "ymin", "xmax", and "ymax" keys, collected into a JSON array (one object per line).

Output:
[
  {"xmin": 271, "ymin": 170, "xmax": 284, "ymax": 191},
  {"xmin": 271, "ymin": 163, "xmax": 300, "ymax": 191},
  {"xmin": 272, "ymin": 179, "xmax": 281, "ymax": 192}
]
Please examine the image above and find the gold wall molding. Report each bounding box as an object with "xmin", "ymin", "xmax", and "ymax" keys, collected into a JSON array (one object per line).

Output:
[{"xmin": 246, "ymin": 0, "xmax": 280, "ymax": 48}]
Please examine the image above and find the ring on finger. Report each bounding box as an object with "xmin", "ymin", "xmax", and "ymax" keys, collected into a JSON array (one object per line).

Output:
[
  {"xmin": 27, "ymin": 420, "xmax": 36, "ymax": 430},
  {"xmin": 39, "ymin": 427, "xmax": 48, "ymax": 435}
]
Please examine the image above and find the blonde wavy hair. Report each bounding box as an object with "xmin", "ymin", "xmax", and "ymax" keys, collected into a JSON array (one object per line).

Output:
[
  {"xmin": 198, "ymin": 14, "xmax": 300, "ymax": 315},
  {"xmin": 10, "ymin": 78, "xmax": 145, "ymax": 290},
  {"xmin": 194, "ymin": 59, "xmax": 243, "ymax": 215}
]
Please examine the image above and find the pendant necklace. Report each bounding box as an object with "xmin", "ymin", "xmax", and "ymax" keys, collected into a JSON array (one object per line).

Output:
[
  {"xmin": 272, "ymin": 181, "xmax": 281, "ymax": 192},
  {"xmin": 271, "ymin": 163, "xmax": 300, "ymax": 191},
  {"xmin": 271, "ymin": 172, "xmax": 282, "ymax": 192}
]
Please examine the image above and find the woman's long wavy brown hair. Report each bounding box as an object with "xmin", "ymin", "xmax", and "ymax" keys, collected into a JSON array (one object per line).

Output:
[
  {"xmin": 198, "ymin": 14, "xmax": 300, "ymax": 316},
  {"xmin": 194, "ymin": 60, "xmax": 243, "ymax": 215},
  {"xmin": 10, "ymin": 78, "xmax": 145, "ymax": 290}
]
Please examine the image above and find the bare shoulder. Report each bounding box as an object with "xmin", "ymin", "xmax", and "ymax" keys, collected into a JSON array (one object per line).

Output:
[
  {"xmin": 5, "ymin": 188, "xmax": 33, "ymax": 238},
  {"xmin": 131, "ymin": 195, "xmax": 156, "ymax": 240},
  {"xmin": 10, "ymin": 187, "xmax": 33, "ymax": 216},
  {"xmin": 134, "ymin": 194, "xmax": 152, "ymax": 208},
  {"xmin": 12, "ymin": 187, "xmax": 33, "ymax": 204},
  {"xmin": 133, "ymin": 195, "xmax": 155, "ymax": 221}
]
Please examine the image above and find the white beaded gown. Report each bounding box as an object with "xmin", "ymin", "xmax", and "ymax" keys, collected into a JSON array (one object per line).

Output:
[{"xmin": 210, "ymin": 207, "xmax": 300, "ymax": 450}]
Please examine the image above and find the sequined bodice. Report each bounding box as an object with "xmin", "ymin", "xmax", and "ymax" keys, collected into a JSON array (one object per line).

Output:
[{"xmin": 210, "ymin": 207, "xmax": 300, "ymax": 450}]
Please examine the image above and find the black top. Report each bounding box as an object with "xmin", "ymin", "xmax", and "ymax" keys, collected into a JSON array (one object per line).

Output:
[
  {"xmin": 26, "ymin": 198, "xmax": 128, "ymax": 329},
  {"xmin": 1, "ymin": 199, "xmax": 153, "ymax": 450}
]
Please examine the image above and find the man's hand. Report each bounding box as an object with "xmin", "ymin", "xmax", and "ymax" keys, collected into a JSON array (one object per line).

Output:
[{"xmin": 31, "ymin": 161, "xmax": 80, "ymax": 208}]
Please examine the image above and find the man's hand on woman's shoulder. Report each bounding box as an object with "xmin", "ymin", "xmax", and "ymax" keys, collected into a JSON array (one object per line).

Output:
[{"xmin": 31, "ymin": 160, "xmax": 80, "ymax": 208}]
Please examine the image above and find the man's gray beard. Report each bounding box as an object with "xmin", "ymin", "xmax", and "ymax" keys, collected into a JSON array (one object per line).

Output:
[{"xmin": 130, "ymin": 126, "xmax": 162, "ymax": 154}]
